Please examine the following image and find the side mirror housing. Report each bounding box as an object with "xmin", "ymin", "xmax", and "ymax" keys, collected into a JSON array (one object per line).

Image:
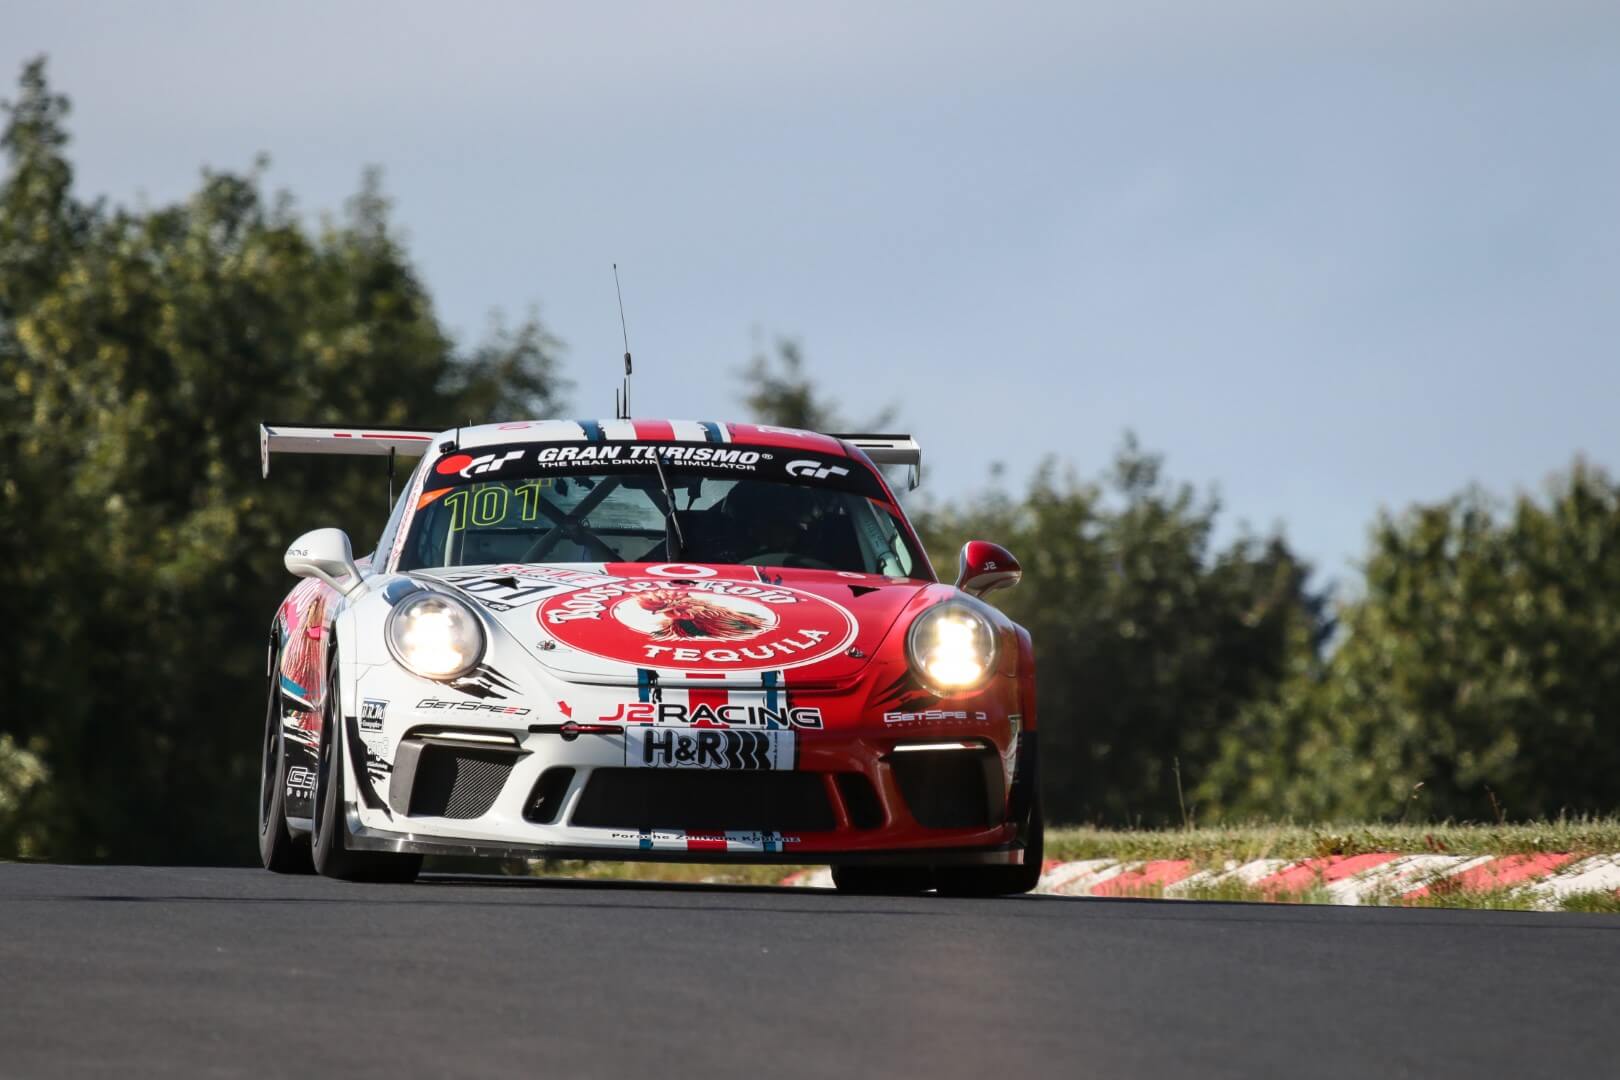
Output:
[
  {"xmin": 955, "ymin": 540, "xmax": 1021, "ymax": 598},
  {"xmin": 285, "ymin": 528, "xmax": 363, "ymax": 595}
]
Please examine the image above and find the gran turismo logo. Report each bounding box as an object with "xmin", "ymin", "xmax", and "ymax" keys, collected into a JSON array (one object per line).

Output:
[{"xmin": 785, "ymin": 459, "xmax": 850, "ymax": 480}]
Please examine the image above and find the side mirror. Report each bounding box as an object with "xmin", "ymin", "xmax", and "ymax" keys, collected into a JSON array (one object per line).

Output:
[
  {"xmin": 956, "ymin": 540, "xmax": 1021, "ymax": 598},
  {"xmin": 285, "ymin": 528, "xmax": 363, "ymax": 595}
]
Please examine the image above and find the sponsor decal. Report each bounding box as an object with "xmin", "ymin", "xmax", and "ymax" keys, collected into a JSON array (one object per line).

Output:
[
  {"xmin": 441, "ymin": 565, "xmax": 619, "ymax": 609},
  {"xmin": 416, "ymin": 698, "xmax": 532, "ymax": 716},
  {"xmin": 600, "ymin": 701, "xmax": 823, "ymax": 730},
  {"xmin": 882, "ymin": 709, "xmax": 991, "ymax": 725},
  {"xmin": 644, "ymin": 563, "xmax": 717, "ymax": 578},
  {"xmin": 435, "ymin": 449, "xmax": 526, "ymax": 478},
  {"xmin": 536, "ymin": 576, "xmax": 856, "ymax": 672},
  {"xmin": 785, "ymin": 459, "xmax": 850, "ymax": 480},
  {"xmin": 445, "ymin": 665, "xmax": 520, "ymax": 700},
  {"xmin": 360, "ymin": 698, "xmax": 387, "ymax": 732},
  {"xmin": 533, "ymin": 444, "xmax": 765, "ymax": 467},
  {"xmin": 626, "ymin": 727, "xmax": 795, "ymax": 771},
  {"xmin": 286, "ymin": 765, "xmax": 316, "ymax": 793},
  {"xmin": 605, "ymin": 829, "xmax": 801, "ymax": 849}
]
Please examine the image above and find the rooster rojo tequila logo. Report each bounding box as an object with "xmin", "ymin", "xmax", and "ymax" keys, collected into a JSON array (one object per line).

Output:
[{"xmin": 537, "ymin": 577, "xmax": 856, "ymax": 671}]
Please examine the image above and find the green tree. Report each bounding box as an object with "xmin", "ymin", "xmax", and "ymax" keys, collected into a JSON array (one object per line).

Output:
[
  {"xmin": 0, "ymin": 59, "xmax": 566, "ymax": 861},
  {"xmin": 913, "ymin": 439, "xmax": 1329, "ymax": 825},
  {"xmin": 740, "ymin": 336, "xmax": 893, "ymax": 432},
  {"xmin": 1208, "ymin": 461, "xmax": 1620, "ymax": 822}
]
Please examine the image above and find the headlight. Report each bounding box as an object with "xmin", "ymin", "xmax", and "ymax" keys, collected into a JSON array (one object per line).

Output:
[
  {"xmin": 386, "ymin": 592, "xmax": 484, "ymax": 680},
  {"xmin": 906, "ymin": 601, "xmax": 997, "ymax": 693}
]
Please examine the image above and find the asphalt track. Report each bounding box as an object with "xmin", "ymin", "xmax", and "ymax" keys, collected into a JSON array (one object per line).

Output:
[{"xmin": 1, "ymin": 864, "xmax": 1616, "ymax": 1078}]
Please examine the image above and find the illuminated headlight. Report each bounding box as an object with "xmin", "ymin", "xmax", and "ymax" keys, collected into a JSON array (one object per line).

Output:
[
  {"xmin": 906, "ymin": 601, "xmax": 997, "ymax": 693},
  {"xmin": 386, "ymin": 593, "xmax": 484, "ymax": 680}
]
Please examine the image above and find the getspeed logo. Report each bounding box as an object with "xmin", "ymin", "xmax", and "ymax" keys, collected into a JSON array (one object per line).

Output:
[{"xmin": 536, "ymin": 577, "xmax": 857, "ymax": 671}]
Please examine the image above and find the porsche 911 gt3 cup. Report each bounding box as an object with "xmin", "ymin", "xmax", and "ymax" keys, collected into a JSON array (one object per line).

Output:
[{"xmin": 256, "ymin": 419, "xmax": 1041, "ymax": 894}]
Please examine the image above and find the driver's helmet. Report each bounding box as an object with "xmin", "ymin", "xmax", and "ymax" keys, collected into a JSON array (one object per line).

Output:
[{"xmin": 720, "ymin": 480, "xmax": 806, "ymax": 560}]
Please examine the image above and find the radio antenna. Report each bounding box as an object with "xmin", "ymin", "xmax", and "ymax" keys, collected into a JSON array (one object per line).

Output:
[{"xmin": 613, "ymin": 263, "xmax": 632, "ymax": 420}]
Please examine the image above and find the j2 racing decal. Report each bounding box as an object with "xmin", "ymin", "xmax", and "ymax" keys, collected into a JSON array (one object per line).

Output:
[
  {"xmin": 600, "ymin": 701, "xmax": 824, "ymax": 730},
  {"xmin": 537, "ymin": 576, "xmax": 856, "ymax": 672},
  {"xmin": 626, "ymin": 727, "xmax": 795, "ymax": 770}
]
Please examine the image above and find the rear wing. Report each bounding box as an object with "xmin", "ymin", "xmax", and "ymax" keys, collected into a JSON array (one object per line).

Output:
[
  {"xmin": 831, "ymin": 433, "xmax": 922, "ymax": 488},
  {"xmin": 259, "ymin": 423, "xmax": 439, "ymax": 478}
]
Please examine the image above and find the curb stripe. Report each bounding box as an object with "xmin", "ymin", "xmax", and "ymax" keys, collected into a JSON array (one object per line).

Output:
[
  {"xmin": 1093, "ymin": 860, "xmax": 1194, "ymax": 897},
  {"xmin": 1256, "ymin": 853, "xmax": 1401, "ymax": 896},
  {"xmin": 1404, "ymin": 853, "xmax": 1574, "ymax": 899}
]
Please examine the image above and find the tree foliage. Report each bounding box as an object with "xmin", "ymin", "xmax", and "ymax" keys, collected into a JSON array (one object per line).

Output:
[
  {"xmin": 1206, "ymin": 463, "xmax": 1620, "ymax": 822},
  {"xmin": 0, "ymin": 60, "xmax": 565, "ymax": 861},
  {"xmin": 741, "ymin": 336, "xmax": 893, "ymax": 432},
  {"xmin": 911, "ymin": 442, "xmax": 1329, "ymax": 825}
]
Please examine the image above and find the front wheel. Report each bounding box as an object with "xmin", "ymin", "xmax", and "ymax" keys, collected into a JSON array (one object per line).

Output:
[
  {"xmin": 259, "ymin": 641, "xmax": 313, "ymax": 874},
  {"xmin": 933, "ymin": 797, "xmax": 1045, "ymax": 897},
  {"xmin": 311, "ymin": 654, "xmax": 421, "ymax": 884}
]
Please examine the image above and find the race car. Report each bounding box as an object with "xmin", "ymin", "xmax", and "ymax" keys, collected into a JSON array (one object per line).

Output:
[{"xmin": 257, "ymin": 418, "xmax": 1041, "ymax": 894}]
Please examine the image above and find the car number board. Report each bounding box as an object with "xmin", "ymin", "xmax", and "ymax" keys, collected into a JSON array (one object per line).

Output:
[{"xmin": 624, "ymin": 727, "xmax": 795, "ymax": 771}]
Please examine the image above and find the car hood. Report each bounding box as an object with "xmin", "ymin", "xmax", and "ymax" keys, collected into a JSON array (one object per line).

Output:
[{"xmin": 411, "ymin": 563, "xmax": 933, "ymax": 689}]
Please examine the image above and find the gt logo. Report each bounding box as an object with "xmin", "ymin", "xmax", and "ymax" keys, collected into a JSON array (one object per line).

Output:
[
  {"xmin": 436, "ymin": 449, "xmax": 525, "ymax": 478},
  {"xmin": 786, "ymin": 460, "xmax": 850, "ymax": 480}
]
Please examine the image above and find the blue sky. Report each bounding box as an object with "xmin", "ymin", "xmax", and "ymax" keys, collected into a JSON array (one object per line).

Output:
[{"xmin": 7, "ymin": 1, "xmax": 1618, "ymax": 586}]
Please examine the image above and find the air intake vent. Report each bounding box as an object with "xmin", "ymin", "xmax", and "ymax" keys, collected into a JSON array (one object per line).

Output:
[
  {"xmin": 407, "ymin": 745, "xmax": 515, "ymax": 819},
  {"xmin": 890, "ymin": 749, "xmax": 998, "ymax": 829},
  {"xmin": 835, "ymin": 773, "xmax": 884, "ymax": 829},
  {"xmin": 523, "ymin": 767, "xmax": 576, "ymax": 824},
  {"xmin": 571, "ymin": 769, "xmax": 836, "ymax": 833}
]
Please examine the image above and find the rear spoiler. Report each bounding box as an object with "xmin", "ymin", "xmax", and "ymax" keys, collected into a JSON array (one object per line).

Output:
[
  {"xmin": 831, "ymin": 433, "xmax": 922, "ymax": 489},
  {"xmin": 259, "ymin": 423, "xmax": 439, "ymax": 478}
]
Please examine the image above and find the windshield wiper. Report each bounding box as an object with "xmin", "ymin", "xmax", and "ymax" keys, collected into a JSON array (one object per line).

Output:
[{"xmin": 649, "ymin": 449, "xmax": 686, "ymax": 559}]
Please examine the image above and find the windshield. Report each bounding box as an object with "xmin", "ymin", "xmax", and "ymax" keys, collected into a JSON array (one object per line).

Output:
[{"xmin": 397, "ymin": 442, "xmax": 927, "ymax": 578}]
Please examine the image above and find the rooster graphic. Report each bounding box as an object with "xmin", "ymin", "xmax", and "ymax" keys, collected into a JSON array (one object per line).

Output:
[{"xmin": 635, "ymin": 588, "xmax": 771, "ymax": 641}]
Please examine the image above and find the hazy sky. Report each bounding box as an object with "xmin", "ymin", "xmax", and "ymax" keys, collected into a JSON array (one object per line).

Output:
[{"xmin": 6, "ymin": 1, "xmax": 1618, "ymax": 585}]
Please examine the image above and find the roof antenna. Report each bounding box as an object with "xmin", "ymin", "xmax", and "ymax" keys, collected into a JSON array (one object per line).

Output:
[{"xmin": 613, "ymin": 263, "xmax": 632, "ymax": 420}]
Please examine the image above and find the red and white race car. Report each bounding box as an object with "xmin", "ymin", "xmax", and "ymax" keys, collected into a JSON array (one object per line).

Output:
[{"xmin": 257, "ymin": 419, "xmax": 1040, "ymax": 894}]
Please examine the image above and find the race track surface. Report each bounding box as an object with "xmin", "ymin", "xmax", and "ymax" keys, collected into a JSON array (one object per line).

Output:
[{"xmin": 1, "ymin": 863, "xmax": 1615, "ymax": 1078}]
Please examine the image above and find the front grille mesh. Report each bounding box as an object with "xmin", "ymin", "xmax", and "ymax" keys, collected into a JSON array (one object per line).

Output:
[
  {"xmin": 408, "ymin": 746, "xmax": 515, "ymax": 819},
  {"xmin": 571, "ymin": 769, "xmax": 836, "ymax": 832},
  {"xmin": 890, "ymin": 750, "xmax": 995, "ymax": 829}
]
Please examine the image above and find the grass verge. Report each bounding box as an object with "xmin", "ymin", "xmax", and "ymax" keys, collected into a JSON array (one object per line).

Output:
[
  {"xmin": 1045, "ymin": 819, "xmax": 1620, "ymax": 864},
  {"xmin": 516, "ymin": 819, "xmax": 1620, "ymax": 911}
]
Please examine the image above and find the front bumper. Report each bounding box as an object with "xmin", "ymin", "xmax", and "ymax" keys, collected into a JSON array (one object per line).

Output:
[{"xmin": 343, "ymin": 707, "xmax": 1034, "ymax": 865}]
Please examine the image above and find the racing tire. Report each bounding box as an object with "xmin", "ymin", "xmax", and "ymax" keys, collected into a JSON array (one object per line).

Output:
[
  {"xmin": 311, "ymin": 654, "xmax": 422, "ymax": 884},
  {"xmin": 933, "ymin": 796, "xmax": 1045, "ymax": 898},
  {"xmin": 259, "ymin": 641, "xmax": 313, "ymax": 875},
  {"xmin": 830, "ymin": 865, "xmax": 935, "ymax": 895}
]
